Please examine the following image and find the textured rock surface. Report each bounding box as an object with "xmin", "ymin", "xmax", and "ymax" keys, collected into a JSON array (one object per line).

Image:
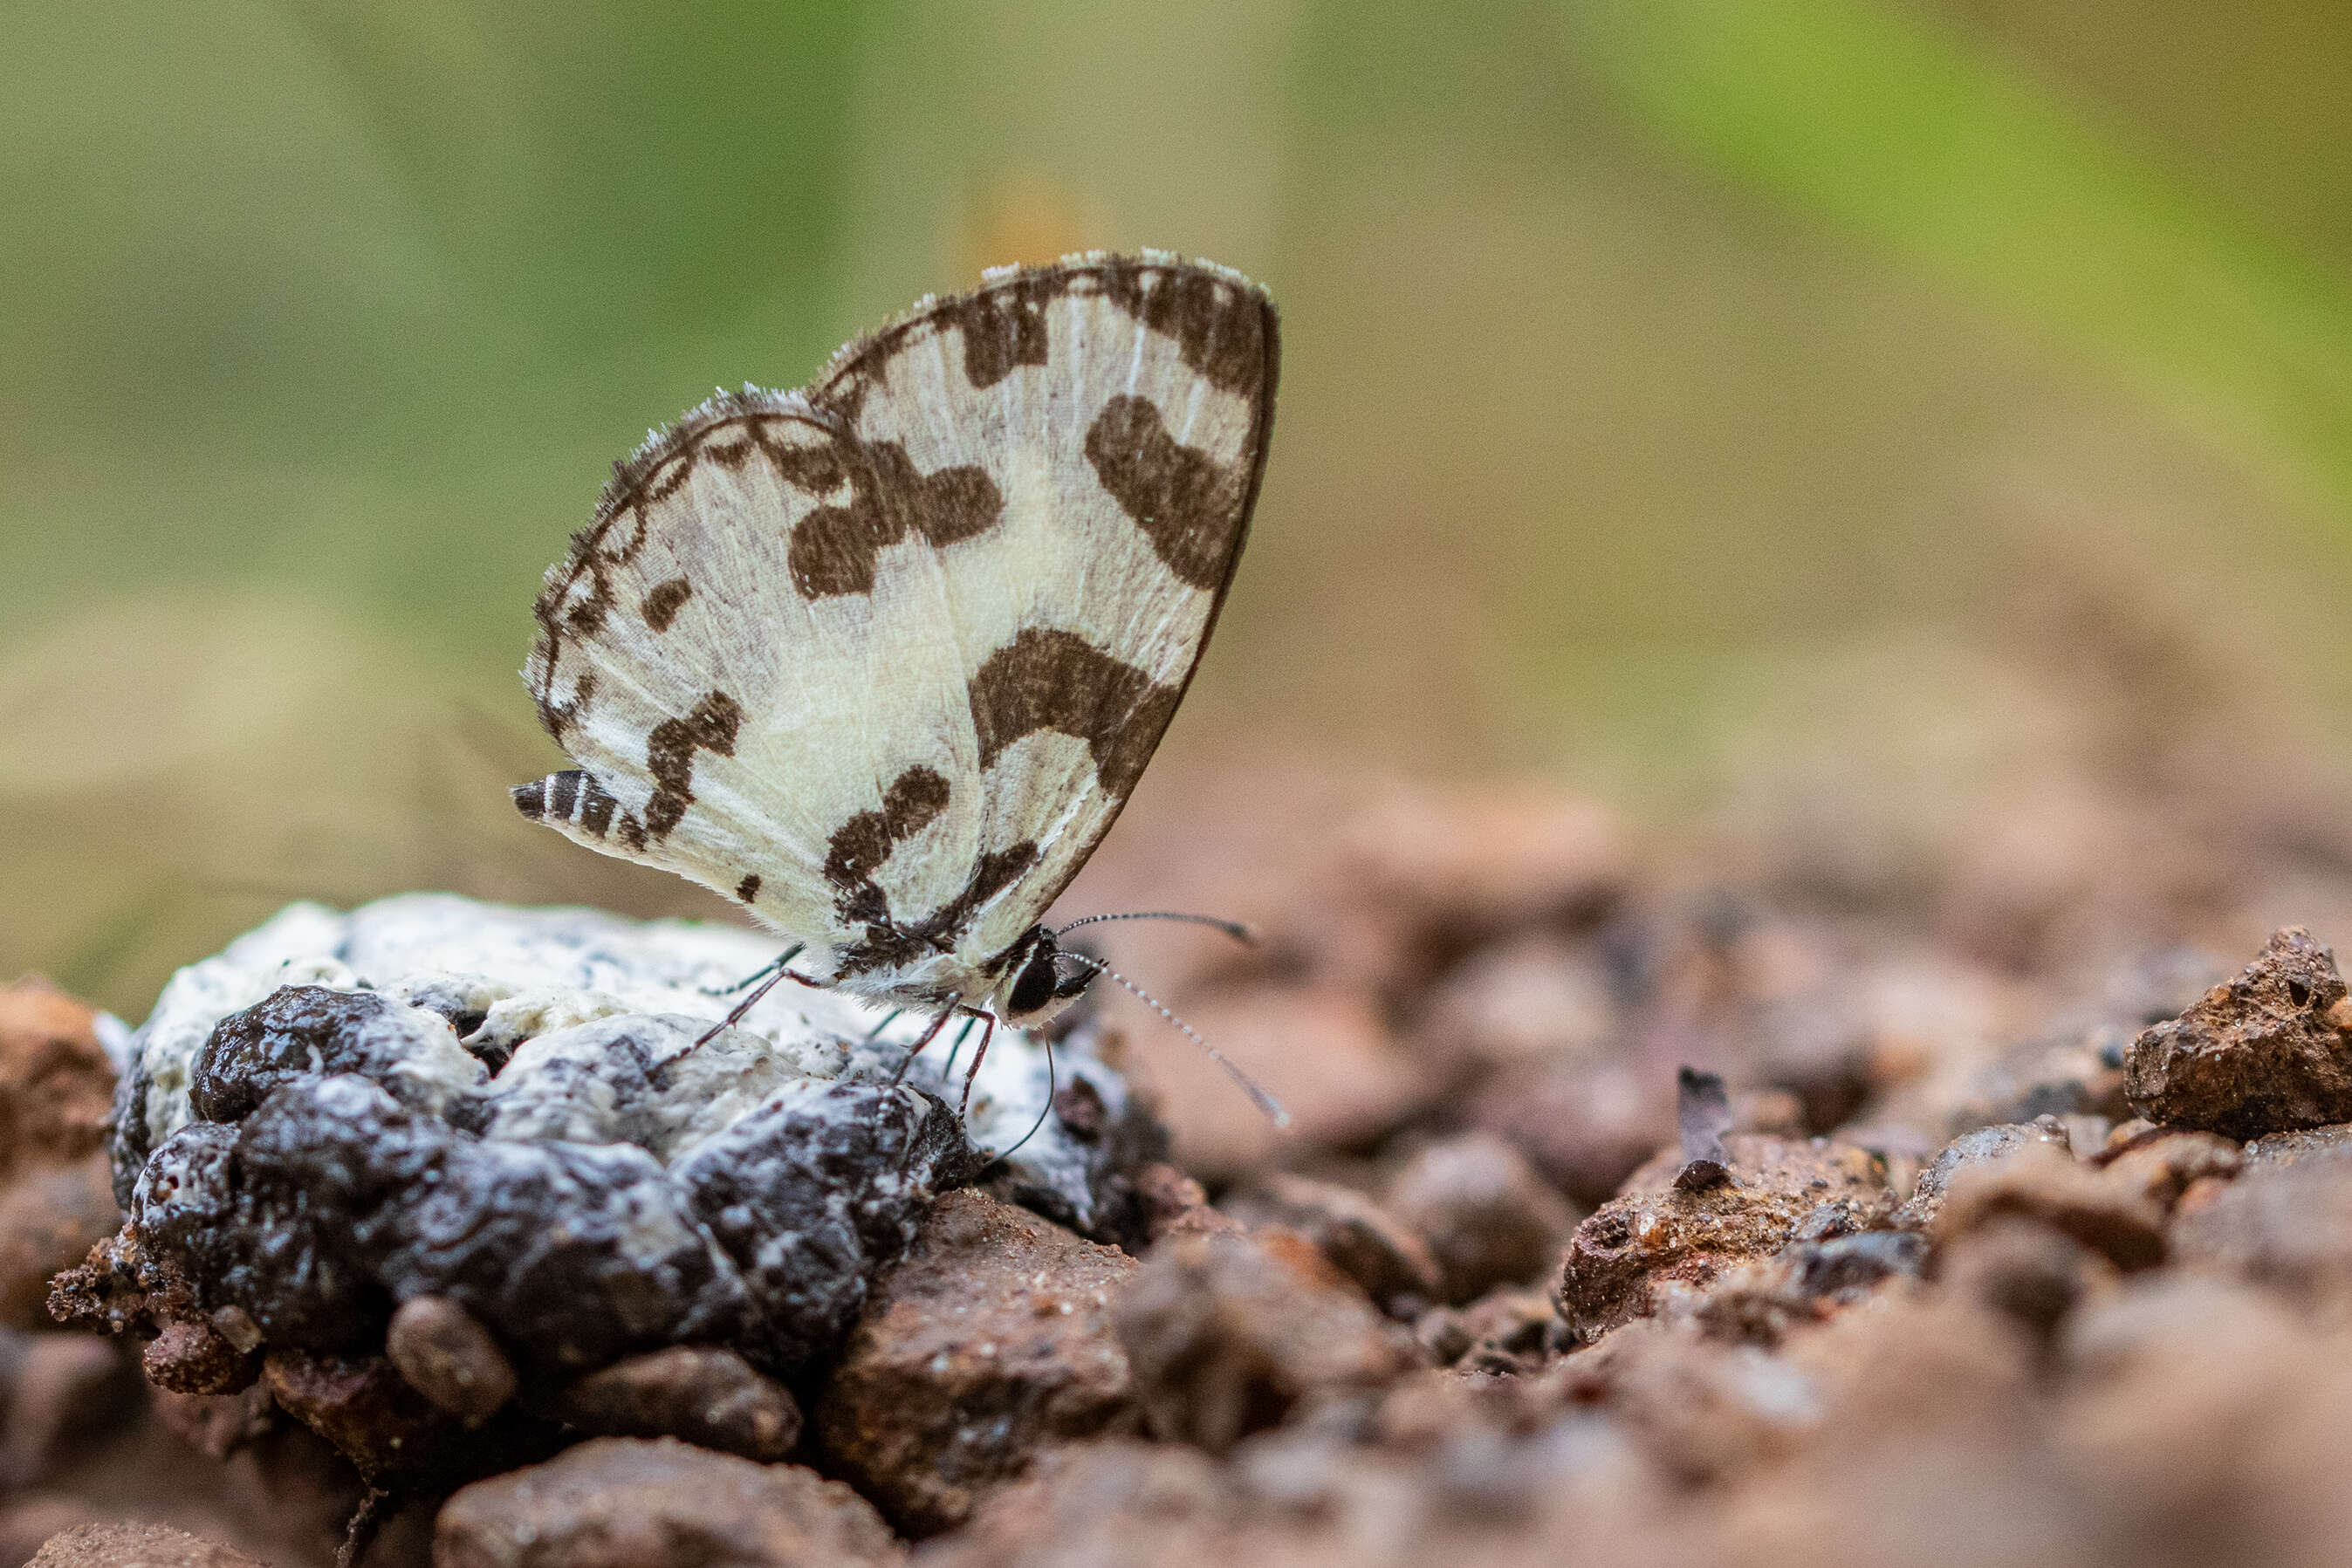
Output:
[
  {"xmin": 1114, "ymin": 1228, "xmax": 1418, "ymax": 1452},
  {"xmin": 24, "ymin": 1523, "xmax": 265, "ymax": 1568},
  {"xmin": 1556, "ymin": 1133, "xmax": 1894, "ymax": 1341},
  {"xmin": 541, "ymin": 1345, "xmax": 800, "ymax": 1462},
  {"xmin": 434, "ymin": 1436, "xmax": 902, "ymax": 1568},
  {"xmin": 1382, "ymin": 1132, "xmax": 1579, "ymax": 1304},
  {"xmin": 1224, "ymin": 1173, "xmax": 1441, "ymax": 1317},
  {"xmin": 2126, "ymin": 927, "xmax": 2352, "ymax": 1138},
  {"xmin": 1930, "ymin": 1142, "xmax": 2166, "ymax": 1272},
  {"xmin": 816, "ymin": 1189, "xmax": 1136, "ymax": 1534}
]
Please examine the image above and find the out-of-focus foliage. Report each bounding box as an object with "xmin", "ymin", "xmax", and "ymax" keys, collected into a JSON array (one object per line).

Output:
[{"xmin": 4, "ymin": 0, "xmax": 2350, "ymax": 1013}]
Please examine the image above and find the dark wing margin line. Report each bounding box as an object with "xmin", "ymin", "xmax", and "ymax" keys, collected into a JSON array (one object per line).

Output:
[{"xmin": 525, "ymin": 392, "xmax": 838, "ymax": 737}]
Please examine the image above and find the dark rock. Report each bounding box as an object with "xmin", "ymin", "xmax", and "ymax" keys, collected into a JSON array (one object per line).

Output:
[
  {"xmin": 1556, "ymin": 1133, "xmax": 1893, "ymax": 1341},
  {"xmin": 1691, "ymin": 1230, "xmax": 1928, "ymax": 1345},
  {"xmin": 2126, "ymin": 927, "xmax": 2352, "ymax": 1139},
  {"xmin": 1114, "ymin": 1228, "xmax": 1418, "ymax": 1453},
  {"xmin": 1382, "ymin": 1133, "xmax": 1578, "ymax": 1304},
  {"xmin": 434, "ymin": 1436, "xmax": 902, "ymax": 1568},
  {"xmin": 1930, "ymin": 1142, "xmax": 2166, "ymax": 1271},
  {"xmin": 263, "ymin": 1345, "xmax": 556, "ymax": 1492},
  {"xmin": 385, "ymin": 1295, "xmax": 516, "ymax": 1426},
  {"xmin": 189, "ymin": 985, "xmax": 483, "ymax": 1127},
  {"xmin": 669, "ymin": 1078, "xmax": 976, "ymax": 1367},
  {"xmin": 1224, "ymin": 1174, "xmax": 1441, "ymax": 1316},
  {"xmin": 543, "ymin": 1345, "xmax": 799, "ymax": 1462},
  {"xmin": 1410, "ymin": 1289, "xmax": 1564, "ymax": 1373},
  {"xmin": 815, "ymin": 1190, "xmax": 1135, "ymax": 1533},
  {"xmin": 24, "ymin": 1523, "xmax": 265, "ymax": 1568},
  {"xmin": 1673, "ymin": 1065, "xmax": 1736, "ymax": 1190},
  {"xmin": 1896, "ymin": 1120, "xmax": 2072, "ymax": 1229}
]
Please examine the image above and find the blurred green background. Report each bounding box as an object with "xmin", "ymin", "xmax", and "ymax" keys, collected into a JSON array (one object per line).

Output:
[{"xmin": 8, "ymin": 0, "xmax": 2352, "ymax": 1017}]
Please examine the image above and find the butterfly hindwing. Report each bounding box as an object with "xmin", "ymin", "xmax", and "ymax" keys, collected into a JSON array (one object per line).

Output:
[{"xmin": 518, "ymin": 252, "xmax": 1278, "ymax": 1002}]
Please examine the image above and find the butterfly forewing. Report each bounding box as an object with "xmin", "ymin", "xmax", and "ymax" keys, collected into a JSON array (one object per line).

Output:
[{"xmin": 517, "ymin": 252, "xmax": 1277, "ymax": 1005}]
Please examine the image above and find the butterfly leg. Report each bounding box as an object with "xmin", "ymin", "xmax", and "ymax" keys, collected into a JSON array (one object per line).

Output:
[
  {"xmin": 939, "ymin": 1016, "xmax": 978, "ymax": 1081},
  {"xmin": 699, "ymin": 944, "xmax": 806, "ymax": 998},
  {"xmin": 694, "ymin": 944, "xmax": 807, "ymax": 1046},
  {"xmin": 887, "ymin": 1005, "xmax": 957, "ymax": 1086},
  {"xmin": 957, "ymin": 1012, "xmax": 998, "ymax": 1115}
]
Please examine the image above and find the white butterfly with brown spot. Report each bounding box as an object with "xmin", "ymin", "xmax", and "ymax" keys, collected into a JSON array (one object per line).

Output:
[{"xmin": 511, "ymin": 251, "xmax": 1283, "ymax": 1114}]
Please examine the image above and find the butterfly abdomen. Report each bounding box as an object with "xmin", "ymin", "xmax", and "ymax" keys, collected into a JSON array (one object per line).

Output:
[{"xmin": 511, "ymin": 769, "xmax": 639, "ymax": 849}]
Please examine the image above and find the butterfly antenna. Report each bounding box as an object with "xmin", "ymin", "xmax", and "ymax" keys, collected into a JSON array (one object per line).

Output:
[
  {"xmin": 1065, "ymin": 955, "xmax": 1289, "ymax": 1128},
  {"xmin": 1055, "ymin": 912, "xmax": 1257, "ymax": 944},
  {"xmin": 993, "ymin": 1030, "xmax": 1058, "ymax": 1163}
]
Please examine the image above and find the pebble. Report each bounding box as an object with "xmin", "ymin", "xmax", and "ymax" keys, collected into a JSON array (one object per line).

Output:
[{"xmin": 435, "ymin": 1436, "xmax": 902, "ymax": 1568}]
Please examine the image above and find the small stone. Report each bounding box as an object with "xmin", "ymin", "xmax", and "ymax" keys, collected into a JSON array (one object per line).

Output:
[
  {"xmin": 2096, "ymin": 1131, "xmax": 2241, "ymax": 1212},
  {"xmin": 386, "ymin": 1295, "xmax": 518, "ymax": 1426},
  {"xmin": 0, "ymin": 1498, "xmax": 103, "ymax": 1568},
  {"xmin": 0, "ymin": 1160, "xmax": 120, "ymax": 1333},
  {"xmin": 1413, "ymin": 1289, "xmax": 1564, "ymax": 1373},
  {"xmin": 0, "ymin": 983, "xmax": 115, "ymax": 1181},
  {"xmin": 545, "ymin": 1345, "xmax": 799, "ymax": 1462},
  {"xmin": 1936, "ymin": 1216, "xmax": 2118, "ymax": 1339},
  {"xmin": 2126, "ymin": 927, "xmax": 2352, "ymax": 1139},
  {"xmin": 24, "ymin": 1523, "xmax": 265, "ymax": 1568},
  {"xmin": 264, "ymin": 1346, "xmax": 554, "ymax": 1492},
  {"xmin": 148, "ymin": 1381, "xmax": 278, "ymax": 1462},
  {"xmin": 815, "ymin": 1190, "xmax": 1136, "ymax": 1534},
  {"xmin": 1896, "ymin": 1121, "xmax": 2071, "ymax": 1229},
  {"xmin": 2239, "ymin": 1121, "xmax": 2352, "ymax": 1169},
  {"xmin": 140, "ymin": 1318, "xmax": 258, "ymax": 1397},
  {"xmin": 0, "ymin": 983, "xmax": 120, "ymax": 1334},
  {"xmin": 1224, "ymin": 1173, "xmax": 1441, "ymax": 1316},
  {"xmin": 1382, "ymin": 1133, "xmax": 1578, "ymax": 1305},
  {"xmin": 1930, "ymin": 1143, "xmax": 2166, "ymax": 1271},
  {"xmin": 1556, "ymin": 1134, "xmax": 1893, "ymax": 1341},
  {"xmin": 1131, "ymin": 1162, "xmax": 1240, "ymax": 1243},
  {"xmin": 435, "ymin": 1436, "xmax": 902, "ymax": 1568},
  {"xmin": 2170, "ymin": 1141, "xmax": 2352, "ymax": 1307},
  {"xmin": 1691, "ymin": 1230, "xmax": 1928, "ymax": 1345},
  {"xmin": 1114, "ymin": 1227, "xmax": 1418, "ymax": 1453}
]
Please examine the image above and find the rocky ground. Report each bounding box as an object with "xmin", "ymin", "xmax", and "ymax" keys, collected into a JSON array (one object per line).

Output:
[{"xmin": 14, "ymin": 770, "xmax": 2352, "ymax": 1566}]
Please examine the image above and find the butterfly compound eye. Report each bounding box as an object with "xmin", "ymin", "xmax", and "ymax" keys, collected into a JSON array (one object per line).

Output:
[{"xmin": 1005, "ymin": 943, "xmax": 1063, "ymax": 1021}]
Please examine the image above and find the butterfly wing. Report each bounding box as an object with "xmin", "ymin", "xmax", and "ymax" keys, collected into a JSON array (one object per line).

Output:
[{"xmin": 516, "ymin": 252, "xmax": 1278, "ymax": 1001}]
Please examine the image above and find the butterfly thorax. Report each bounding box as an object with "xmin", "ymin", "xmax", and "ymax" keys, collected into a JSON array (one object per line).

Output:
[{"xmin": 798, "ymin": 921, "xmax": 1094, "ymax": 1029}]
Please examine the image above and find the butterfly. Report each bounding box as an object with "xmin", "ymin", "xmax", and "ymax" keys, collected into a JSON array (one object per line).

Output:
[{"xmin": 511, "ymin": 251, "xmax": 1279, "ymax": 1106}]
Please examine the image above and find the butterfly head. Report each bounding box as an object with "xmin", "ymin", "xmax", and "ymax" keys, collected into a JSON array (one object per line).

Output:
[{"xmin": 995, "ymin": 927, "xmax": 1097, "ymax": 1029}]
